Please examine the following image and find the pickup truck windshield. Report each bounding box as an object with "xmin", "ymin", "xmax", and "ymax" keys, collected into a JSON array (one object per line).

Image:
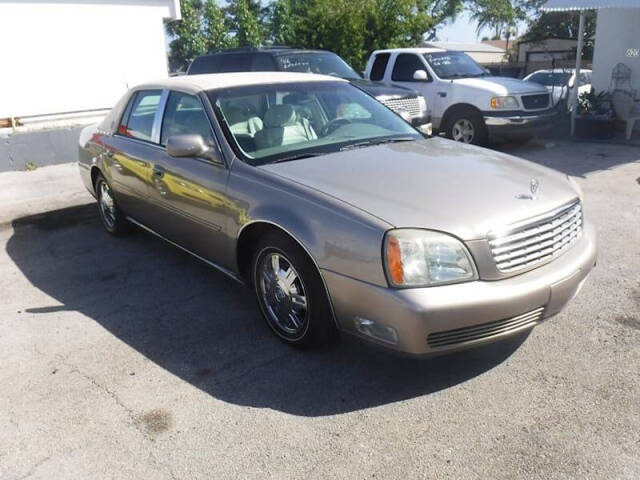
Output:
[
  {"xmin": 423, "ymin": 51, "xmax": 487, "ymax": 79},
  {"xmin": 209, "ymin": 81, "xmax": 421, "ymax": 166},
  {"xmin": 275, "ymin": 53, "xmax": 361, "ymax": 80}
]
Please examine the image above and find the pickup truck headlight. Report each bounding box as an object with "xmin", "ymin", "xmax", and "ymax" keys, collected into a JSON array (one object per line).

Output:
[
  {"xmin": 417, "ymin": 95, "xmax": 427, "ymax": 114},
  {"xmin": 490, "ymin": 96, "xmax": 519, "ymax": 109},
  {"xmin": 384, "ymin": 229, "xmax": 477, "ymax": 288}
]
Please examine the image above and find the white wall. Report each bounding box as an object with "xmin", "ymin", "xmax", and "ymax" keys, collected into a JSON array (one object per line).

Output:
[
  {"xmin": 0, "ymin": 1, "xmax": 178, "ymax": 119},
  {"xmin": 592, "ymin": 8, "xmax": 640, "ymax": 93}
]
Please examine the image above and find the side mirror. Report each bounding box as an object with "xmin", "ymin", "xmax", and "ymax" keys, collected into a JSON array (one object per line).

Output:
[
  {"xmin": 413, "ymin": 70, "xmax": 428, "ymax": 81},
  {"xmin": 167, "ymin": 134, "xmax": 219, "ymax": 163}
]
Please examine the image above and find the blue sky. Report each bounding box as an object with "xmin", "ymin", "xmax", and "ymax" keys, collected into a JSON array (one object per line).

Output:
[{"xmin": 435, "ymin": 11, "xmax": 527, "ymax": 43}]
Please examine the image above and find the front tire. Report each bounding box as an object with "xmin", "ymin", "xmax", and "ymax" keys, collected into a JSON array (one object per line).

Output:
[
  {"xmin": 252, "ymin": 233, "xmax": 335, "ymax": 348},
  {"xmin": 445, "ymin": 107, "xmax": 488, "ymax": 146},
  {"xmin": 95, "ymin": 174, "xmax": 130, "ymax": 236}
]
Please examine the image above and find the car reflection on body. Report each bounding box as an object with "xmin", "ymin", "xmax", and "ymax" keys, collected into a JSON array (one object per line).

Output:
[{"xmin": 78, "ymin": 72, "xmax": 596, "ymax": 355}]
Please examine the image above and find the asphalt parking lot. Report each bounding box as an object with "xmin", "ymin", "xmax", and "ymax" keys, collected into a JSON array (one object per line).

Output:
[{"xmin": 0, "ymin": 140, "xmax": 639, "ymax": 479}]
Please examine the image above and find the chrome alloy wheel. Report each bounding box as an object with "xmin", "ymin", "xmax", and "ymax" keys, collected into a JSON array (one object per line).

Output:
[
  {"xmin": 258, "ymin": 251, "xmax": 308, "ymax": 335},
  {"xmin": 99, "ymin": 181, "xmax": 117, "ymax": 229},
  {"xmin": 452, "ymin": 118, "xmax": 475, "ymax": 143}
]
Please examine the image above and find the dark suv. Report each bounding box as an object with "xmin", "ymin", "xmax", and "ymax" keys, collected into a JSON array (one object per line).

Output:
[{"xmin": 187, "ymin": 47, "xmax": 431, "ymax": 131}]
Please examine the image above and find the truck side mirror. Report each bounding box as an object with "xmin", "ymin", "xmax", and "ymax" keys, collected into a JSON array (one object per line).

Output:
[{"xmin": 413, "ymin": 70, "xmax": 428, "ymax": 81}]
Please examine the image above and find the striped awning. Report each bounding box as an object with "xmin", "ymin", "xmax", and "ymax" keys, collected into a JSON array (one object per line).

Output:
[{"xmin": 543, "ymin": 0, "xmax": 640, "ymax": 10}]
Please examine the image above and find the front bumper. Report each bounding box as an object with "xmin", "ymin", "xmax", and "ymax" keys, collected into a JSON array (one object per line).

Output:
[
  {"xmin": 323, "ymin": 222, "xmax": 596, "ymax": 356},
  {"xmin": 483, "ymin": 109, "xmax": 559, "ymax": 137}
]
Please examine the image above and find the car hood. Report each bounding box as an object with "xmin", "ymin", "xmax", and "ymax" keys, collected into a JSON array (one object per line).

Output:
[
  {"xmin": 454, "ymin": 76, "xmax": 549, "ymax": 96},
  {"xmin": 350, "ymin": 78, "xmax": 418, "ymax": 98},
  {"xmin": 260, "ymin": 138, "xmax": 578, "ymax": 240}
]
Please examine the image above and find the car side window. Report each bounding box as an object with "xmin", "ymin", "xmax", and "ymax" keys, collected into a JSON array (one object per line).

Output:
[
  {"xmin": 370, "ymin": 53, "xmax": 390, "ymax": 81},
  {"xmin": 251, "ymin": 53, "xmax": 277, "ymax": 71},
  {"xmin": 118, "ymin": 90, "xmax": 162, "ymax": 142},
  {"xmin": 218, "ymin": 54, "xmax": 251, "ymax": 72},
  {"xmin": 161, "ymin": 91, "xmax": 215, "ymax": 147},
  {"xmin": 392, "ymin": 54, "xmax": 428, "ymax": 82}
]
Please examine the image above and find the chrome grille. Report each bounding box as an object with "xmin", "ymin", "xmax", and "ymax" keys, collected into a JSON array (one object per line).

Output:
[
  {"xmin": 521, "ymin": 93, "xmax": 550, "ymax": 110},
  {"xmin": 380, "ymin": 96, "xmax": 421, "ymax": 117},
  {"xmin": 489, "ymin": 201, "xmax": 583, "ymax": 273},
  {"xmin": 428, "ymin": 307, "xmax": 544, "ymax": 348}
]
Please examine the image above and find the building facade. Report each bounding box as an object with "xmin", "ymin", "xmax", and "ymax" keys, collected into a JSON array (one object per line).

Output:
[{"xmin": 0, "ymin": 1, "xmax": 180, "ymax": 125}]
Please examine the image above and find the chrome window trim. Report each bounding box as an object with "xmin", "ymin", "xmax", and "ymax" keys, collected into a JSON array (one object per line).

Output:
[{"xmin": 151, "ymin": 89, "xmax": 170, "ymax": 144}]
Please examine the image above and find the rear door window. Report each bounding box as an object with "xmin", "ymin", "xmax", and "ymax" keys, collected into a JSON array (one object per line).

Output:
[
  {"xmin": 118, "ymin": 90, "xmax": 162, "ymax": 142},
  {"xmin": 370, "ymin": 53, "xmax": 390, "ymax": 81},
  {"xmin": 392, "ymin": 54, "xmax": 428, "ymax": 82}
]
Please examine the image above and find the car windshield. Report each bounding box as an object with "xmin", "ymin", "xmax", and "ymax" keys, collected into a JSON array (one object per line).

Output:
[
  {"xmin": 275, "ymin": 53, "xmax": 361, "ymax": 80},
  {"xmin": 208, "ymin": 81, "xmax": 422, "ymax": 166},
  {"xmin": 526, "ymin": 72, "xmax": 572, "ymax": 87},
  {"xmin": 423, "ymin": 51, "xmax": 487, "ymax": 79}
]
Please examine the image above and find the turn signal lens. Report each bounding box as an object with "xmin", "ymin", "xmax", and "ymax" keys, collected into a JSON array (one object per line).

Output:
[{"xmin": 386, "ymin": 235, "xmax": 404, "ymax": 284}]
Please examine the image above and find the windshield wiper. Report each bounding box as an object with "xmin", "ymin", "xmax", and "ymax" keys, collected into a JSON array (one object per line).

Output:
[
  {"xmin": 267, "ymin": 152, "xmax": 325, "ymax": 164},
  {"xmin": 340, "ymin": 136, "xmax": 417, "ymax": 151}
]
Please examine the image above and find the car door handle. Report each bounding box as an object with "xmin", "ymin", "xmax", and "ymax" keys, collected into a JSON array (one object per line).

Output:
[
  {"xmin": 437, "ymin": 91, "xmax": 447, "ymax": 98},
  {"xmin": 153, "ymin": 166, "xmax": 165, "ymax": 178}
]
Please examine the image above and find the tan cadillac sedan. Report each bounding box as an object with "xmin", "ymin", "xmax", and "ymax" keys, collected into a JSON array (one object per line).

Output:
[{"xmin": 78, "ymin": 72, "xmax": 596, "ymax": 356}]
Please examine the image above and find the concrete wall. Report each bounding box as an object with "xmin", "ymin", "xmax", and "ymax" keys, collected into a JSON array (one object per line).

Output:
[
  {"xmin": 0, "ymin": 127, "xmax": 84, "ymax": 172},
  {"xmin": 0, "ymin": 1, "xmax": 179, "ymax": 120},
  {"xmin": 592, "ymin": 8, "xmax": 640, "ymax": 94}
]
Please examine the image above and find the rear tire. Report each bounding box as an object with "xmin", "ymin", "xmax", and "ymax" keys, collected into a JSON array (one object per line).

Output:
[
  {"xmin": 444, "ymin": 107, "xmax": 488, "ymax": 146},
  {"xmin": 95, "ymin": 174, "xmax": 130, "ymax": 236},
  {"xmin": 252, "ymin": 232, "xmax": 336, "ymax": 348}
]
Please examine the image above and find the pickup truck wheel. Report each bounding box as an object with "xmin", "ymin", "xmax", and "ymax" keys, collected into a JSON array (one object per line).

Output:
[
  {"xmin": 95, "ymin": 174, "xmax": 130, "ymax": 236},
  {"xmin": 445, "ymin": 108, "xmax": 487, "ymax": 146},
  {"xmin": 252, "ymin": 233, "xmax": 336, "ymax": 349}
]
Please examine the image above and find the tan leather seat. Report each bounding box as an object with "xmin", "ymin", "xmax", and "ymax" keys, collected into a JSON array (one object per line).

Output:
[
  {"xmin": 254, "ymin": 104, "xmax": 317, "ymax": 150},
  {"xmin": 225, "ymin": 106, "xmax": 264, "ymax": 137}
]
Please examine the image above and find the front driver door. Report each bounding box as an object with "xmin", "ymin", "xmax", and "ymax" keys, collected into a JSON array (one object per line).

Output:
[{"xmin": 147, "ymin": 90, "xmax": 232, "ymax": 267}]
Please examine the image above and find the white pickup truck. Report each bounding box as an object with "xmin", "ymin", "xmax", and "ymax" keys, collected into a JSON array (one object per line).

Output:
[{"xmin": 365, "ymin": 48, "xmax": 558, "ymax": 145}]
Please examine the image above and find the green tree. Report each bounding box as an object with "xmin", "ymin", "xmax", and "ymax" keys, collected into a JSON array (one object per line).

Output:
[
  {"xmin": 227, "ymin": 0, "xmax": 264, "ymax": 46},
  {"xmin": 166, "ymin": 0, "xmax": 206, "ymax": 71},
  {"xmin": 521, "ymin": 10, "xmax": 596, "ymax": 58},
  {"xmin": 468, "ymin": 0, "xmax": 524, "ymax": 40},
  {"xmin": 268, "ymin": 0, "xmax": 463, "ymax": 71},
  {"xmin": 203, "ymin": 0, "xmax": 237, "ymax": 51}
]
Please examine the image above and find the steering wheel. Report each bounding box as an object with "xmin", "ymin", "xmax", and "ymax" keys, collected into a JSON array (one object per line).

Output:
[{"xmin": 320, "ymin": 118, "xmax": 352, "ymax": 137}]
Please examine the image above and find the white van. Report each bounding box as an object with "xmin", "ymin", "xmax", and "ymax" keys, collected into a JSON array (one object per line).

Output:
[{"xmin": 365, "ymin": 48, "xmax": 558, "ymax": 145}]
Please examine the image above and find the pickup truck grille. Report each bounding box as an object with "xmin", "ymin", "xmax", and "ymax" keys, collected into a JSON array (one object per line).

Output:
[
  {"xmin": 489, "ymin": 201, "xmax": 583, "ymax": 273},
  {"xmin": 521, "ymin": 93, "xmax": 550, "ymax": 110},
  {"xmin": 379, "ymin": 96, "xmax": 422, "ymax": 118}
]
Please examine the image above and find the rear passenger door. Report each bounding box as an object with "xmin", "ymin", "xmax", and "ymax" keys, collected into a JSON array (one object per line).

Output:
[
  {"xmin": 148, "ymin": 90, "xmax": 232, "ymax": 265},
  {"xmin": 103, "ymin": 89, "xmax": 166, "ymax": 223}
]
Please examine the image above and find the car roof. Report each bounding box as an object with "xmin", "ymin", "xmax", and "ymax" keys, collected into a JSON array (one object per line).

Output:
[
  {"xmin": 195, "ymin": 47, "xmax": 333, "ymax": 57},
  {"xmin": 526, "ymin": 69, "xmax": 592, "ymax": 74},
  {"xmin": 135, "ymin": 72, "xmax": 347, "ymax": 94},
  {"xmin": 372, "ymin": 47, "xmax": 446, "ymax": 55}
]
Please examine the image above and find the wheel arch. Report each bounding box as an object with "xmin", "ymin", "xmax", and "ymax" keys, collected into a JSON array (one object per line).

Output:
[
  {"xmin": 236, "ymin": 220, "xmax": 339, "ymax": 330},
  {"xmin": 90, "ymin": 165, "xmax": 103, "ymax": 194},
  {"xmin": 440, "ymin": 103, "xmax": 484, "ymax": 131}
]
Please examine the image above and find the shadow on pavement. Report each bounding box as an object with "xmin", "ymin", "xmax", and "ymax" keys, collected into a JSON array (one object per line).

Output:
[{"xmin": 7, "ymin": 204, "xmax": 529, "ymax": 417}]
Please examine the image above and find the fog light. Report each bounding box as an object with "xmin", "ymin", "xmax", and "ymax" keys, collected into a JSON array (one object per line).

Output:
[
  {"xmin": 418, "ymin": 122, "xmax": 433, "ymax": 136},
  {"xmin": 353, "ymin": 317, "xmax": 398, "ymax": 345}
]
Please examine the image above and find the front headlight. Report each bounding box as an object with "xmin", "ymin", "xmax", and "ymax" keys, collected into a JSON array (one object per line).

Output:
[
  {"xmin": 384, "ymin": 229, "xmax": 477, "ymax": 288},
  {"xmin": 417, "ymin": 95, "xmax": 427, "ymax": 114},
  {"xmin": 490, "ymin": 96, "xmax": 519, "ymax": 109}
]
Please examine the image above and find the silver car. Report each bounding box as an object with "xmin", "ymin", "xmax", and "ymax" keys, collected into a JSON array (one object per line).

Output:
[{"xmin": 78, "ymin": 72, "xmax": 596, "ymax": 356}]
